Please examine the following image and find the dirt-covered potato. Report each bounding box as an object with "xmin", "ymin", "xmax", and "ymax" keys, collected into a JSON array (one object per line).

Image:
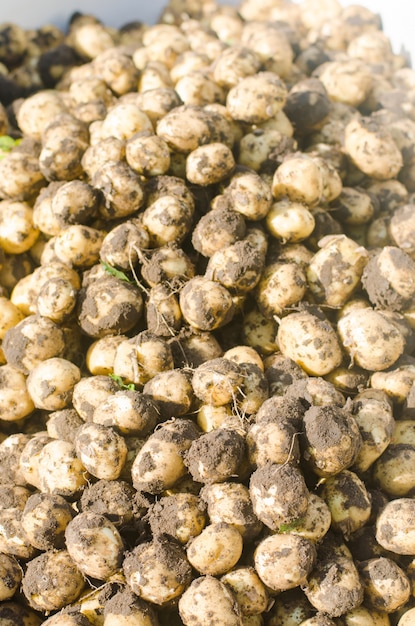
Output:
[
  {"xmin": 124, "ymin": 536, "xmax": 192, "ymax": 605},
  {"xmin": 72, "ymin": 374, "xmax": 119, "ymax": 421},
  {"xmin": 180, "ymin": 276, "xmax": 235, "ymax": 331},
  {"xmin": 319, "ymin": 469, "xmax": 371, "ymax": 538},
  {"xmin": 92, "ymin": 389, "xmax": 159, "ymax": 436},
  {"xmin": 220, "ymin": 567, "xmax": 268, "ymax": 617},
  {"xmin": 372, "ymin": 444, "xmax": 415, "ymax": 497},
  {"xmin": 338, "ymin": 307, "xmax": 406, "ymax": 371},
  {"xmin": 361, "ymin": 246, "xmax": 415, "ymax": 311},
  {"xmin": 112, "ymin": 331, "xmax": 174, "ymax": 387},
  {"xmin": 179, "ymin": 575, "xmax": 242, "ymax": 626},
  {"xmin": 21, "ymin": 491, "xmax": 74, "ymax": 550},
  {"xmin": 65, "ymin": 511, "xmax": 124, "ymax": 580},
  {"xmin": 75, "ymin": 422, "xmax": 128, "ymax": 480},
  {"xmin": 254, "ymin": 533, "xmax": 316, "ymax": 592},
  {"xmin": 148, "ymin": 492, "xmax": 206, "ymax": 544},
  {"xmin": 200, "ymin": 481, "xmax": 262, "ymax": 540},
  {"xmin": 277, "ymin": 308, "xmax": 342, "ymax": 377},
  {"xmin": 37, "ymin": 439, "xmax": 89, "ymax": 497},
  {"xmin": 376, "ymin": 498, "xmax": 415, "ymax": 555},
  {"xmin": 302, "ymin": 404, "xmax": 362, "ymax": 477},
  {"xmin": 266, "ymin": 199, "xmax": 315, "ymax": 244},
  {"xmin": 246, "ymin": 418, "xmax": 300, "ymax": 467},
  {"xmin": 78, "ymin": 478, "xmax": 137, "ymax": 529},
  {"xmin": 256, "ymin": 261, "xmax": 307, "ymax": 317},
  {"xmin": 0, "ymin": 363, "xmax": 34, "ymax": 421},
  {"xmin": 131, "ymin": 418, "xmax": 200, "ymax": 494},
  {"xmin": 389, "ymin": 203, "xmax": 415, "ymax": 257},
  {"xmin": 249, "ymin": 462, "xmax": 309, "ymax": 532},
  {"xmin": 358, "ymin": 557, "xmax": 411, "ymax": 613},
  {"xmin": 185, "ymin": 427, "xmax": 245, "ymax": 484},
  {"xmin": 227, "ymin": 71, "xmax": 287, "ymax": 124},
  {"xmin": 26, "ymin": 357, "xmax": 81, "ymax": 410},
  {"xmin": 143, "ymin": 368, "xmax": 194, "ymax": 419},
  {"xmin": 0, "ymin": 553, "xmax": 22, "ymax": 601},
  {"xmin": 186, "ymin": 522, "xmax": 243, "ymax": 576},
  {"xmin": 192, "ymin": 204, "xmax": 246, "ymax": 258},
  {"xmin": 103, "ymin": 588, "xmax": 160, "ymax": 626},
  {"xmin": 22, "ymin": 550, "xmax": 85, "ymax": 613}
]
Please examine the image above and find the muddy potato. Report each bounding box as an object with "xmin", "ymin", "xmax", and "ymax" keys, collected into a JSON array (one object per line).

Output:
[
  {"xmin": 26, "ymin": 357, "xmax": 81, "ymax": 411},
  {"xmin": 371, "ymin": 361, "xmax": 415, "ymax": 406},
  {"xmin": 99, "ymin": 219, "xmax": 150, "ymax": 272},
  {"xmin": 372, "ymin": 444, "xmax": 415, "ymax": 497},
  {"xmin": 124, "ymin": 537, "xmax": 192, "ymax": 606},
  {"xmin": 338, "ymin": 307, "xmax": 405, "ymax": 371},
  {"xmin": 307, "ymin": 234, "xmax": 368, "ymax": 307},
  {"xmin": 185, "ymin": 427, "xmax": 245, "ymax": 484},
  {"xmin": 186, "ymin": 142, "xmax": 235, "ymax": 186},
  {"xmin": 192, "ymin": 205, "xmax": 246, "ymax": 258},
  {"xmin": 21, "ymin": 491, "xmax": 74, "ymax": 551},
  {"xmin": 142, "ymin": 193, "xmax": 194, "ymax": 247},
  {"xmin": 148, "ymin": 492, "xmax": 206, "ymax": 544},
  {"xmin": 93, "ymin": 390, "xmax": 159, "ymax": 436},
  {"xmin": 2, "ymin": 314, "xmax": 65, "ymax": 374},
  {"xmin": 0, "ymin": 485, "xmax": 36, "ymax": 559},
  {"xmin": 192, "ymin": 357, "xmax": 244, "ymax": 407},
  {"xmin": 179, "ymin": 575, "xmax": 242, "ymax": 626},
  {"xmin": 201, "ymin": 481, "xmax": 262, "ymax": 540},
  {"xmin": 186, "ymin": 522, "xmax": 242, "ymax": 576},
  {"xmin": 376, "ymin": 498, "xmax": 415, "ymax": 555},
  {"xmin": 16, "ymin": 90, "xmax": 67, "ymax": 139},
  {"xmin": 221, "ymin": 567, "xmax": 268, "ymax": 617},
  {"xmin": 320, "ymin": 470, "xmax": 371, "ymax": 538},
  {"xmin": 103, "ymin": 588, "xmax": 160, "ymax": 626},
  {"xmin": 19, "ymin": 433, "xmax": 53, "ymax": 489},
  {"xmin": 126, "ymin": 131, "xmax": 170, "ymax": 177},
  {"xmin": 74, "ymin": 422, "xmax": 127, "ymax": 480},
  {"xmin": 246, "ymin": 418, "xmax": 300, "ymax": 467},
  {"xmin": 212, "ymin": 45, "xmax": 260, "ymax": 89},
  {"xmin": 143, "ymin": 368, "xmax": 194, "ymax": 419},
  {"xmin": 277, "ymin": 308, "xmax": 342, "ymax": 377},
  {"xmin": 358, "ymin": 557, "xmax": 411, "ymax": 613},
  {"xmin": 254, "ymin": 533, "xmax": 316, "ymax": 592},
  {"xmin": 344, "ymin": 116, "xmax": 403, "ymax": 180},
  {"xmin": 302, "ymin": 404, "xmax": 362, "ymax": 477},
  {"xmin": 227, "ymin": 71, "xmax": 287, "ymax": 124},
  {"xmin": 272, "ymin": 154, "xmax": 323, "ymax": 207},
  {"xmin": 37, "ymin": 439, "xmax": 89, "ymax": 497},
  {"xmin": 65, "ymin": 511, "xmax": 124, "ymax": 580},
  {"xmin": 146, "ymin": 283, "xmax": 182, "ymax": 337},
  {"xmin": 361, "ymin": 246, "xmax": 415, "ymax": 311},
  {"xmin": 249, "ymin": 463, "xmax": 309, "ymax": 532},
  {"xmin": 256, "ymin": 261, "xmax": 307, "ymax": 317},
  {"xmin": 92, "ymin": 160, "xmax": 145, "ymax": 221},
  {"xmin": 0, "ymin": 364, "xmax": 34, "ymax": 421},
  {"xmin": 180, "ymin": 276, "xmax": 235, "ymax": 331},
  {"xmin": 350, "ymin": 389, "xmax": 395, "ymax": 473},
  {"xmin": 131, "ymin": 419, "xmax": 200, "ymax": 494},
  {"xmin": 0, "ymin": 433, "xmax": 31, "ymax": 486},
  {"xmin": 86, "ymin": 335, "xmax": 127, "ymax": 375},
  {"xmin": 0, "ymin": 553, "xmax": 22, "ymax": 601},
  {"xmin": 0, "ymin": 200, "xmax": 39, "ymax": 254},
  {"xmin": 112, "ymin": 331, "xmax": 174, "ymax": 387},
  {"xmin": 79, "ymin": 479, "xmax": 137, "ymax": 529},
  {"xmin": 72, "ymin": 374, "xmax": 119, "ymax": 422},
  {"xmin": 389, "ymin": 204, "xmax": 415, "ymax": 256},
  {"xmin": 36, "ymin": 277, "xmax": 78, "ymax": 322}
]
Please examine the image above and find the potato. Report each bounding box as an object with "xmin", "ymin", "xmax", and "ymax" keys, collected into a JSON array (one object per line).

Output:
[
  {"xmin": 103, "ymin": 588, "xmax": 160, "ymax": 626},
  {"xmin": 112, "ymin": 331, "xmax": 174, "ymax": 387},
  {"xmin": 92, "ymin": 390, "xmax": 159, "ymax": 436},
  {"xmin": 185, "ymin": 427, "xmax": 246, "ymax": 484},
  {"xmin": 338, "ymin": 307, "xmax": 405, "ymax": 371},
  {"xmin": 21, "ymin": 491, "xmax": 74, "ymax": 550},
  {"xmin": 302, "ymin": 404, "xmax": 362, "ymax": 477},
  {"xmin": 200, "ymin": 481, "xmax": 262, "ymax": 540},
  {"xmin": 358, "ymin": 557, "xmax": 411, "ymax": 613},
  {"xmin": 75, "ymin": 422, "xmax": 128, "ymax": 480},
  {"xmin": 227, "ymin": 71, "xmax": 287, "ymax": 124},
  {"xmin": 178, "ymin": 576, "xmax": 242, "ymax": 626},
  {"xmin": 376, "ymin": 498, "xmax": 415, "ymax": 555},
  {"xmin": 221, "ymin": 567, "xmax": 268, "ymax": 616},
  {"xmin": 124, "ymin": 537, "xmax": 192, "ymax": 605},
  {"xmin": 187, "ymin": 522, "xmax": 243, "ymax": 576},
  {"xmin": 254, "ymin": 533, "xmax": 316, "ymax": 592},
  {"xmin": 0, "ymin": 553, "xmax": 22, "ymax": 601},
  {"xmin": 26, "ymin": 357, "xmax": 81, "ymax": 411},
  {"xmin": 192, "ymin": 205, "xmax": 246, "ymax": 258},
  {"xmin": 143, "ymin": 368, "xmax": 194, "ymax": 419},
  {"xmin": 65, "ymin": 511, "xmax": 124, "ymax": 580},
  {"xmin": 372, "ymin": 444, "xmax": 415, "ymax": 497},
  {"xmin": 256, "ymin": 261, "xmax": 307, "ymax": 317},
  {"xmin": 277, "ymin": 308, "xmax": 343, "ymax": 377},
  {"xmin": 19, "ymin": 433, "xmax": 53, "ymax": 489},
  {"xmin": 192, "ymin": 357, "xmax": 244, "ymax": 407},
  {"xmin": 180, "ymin": 276, "xmax": 235, "ymax": 331},
  {"xmin": 320, "ymin": 470, "xmax": 372, "ymax": 538},
  {"xmin": 72, "ymin": 374, "xmax": 119, "ymax": 421},
  {"xmin": 266, "ymin": 199, "xmax": 315, "ymax": 244},
  {"xmin": 0, "ymin": 364, "xmax": 35, "ymax": 421},
  {"xmin": 0, "ymin": 602, "xmax": 42, "ymax": 625},
  {"xmin": 148, "ymin": 492, "xmax": 206, "ymax": 544},
  {"xmin": 361, "ymin": 246, "xmax": 415, "ymax": 311},
  {"xmin": 249, "ymin": 463, "xmax": 309, "ymax": 532},
  {"xmin": 37, "ymin": 439, "xmax": 89, "ymax": 497}
]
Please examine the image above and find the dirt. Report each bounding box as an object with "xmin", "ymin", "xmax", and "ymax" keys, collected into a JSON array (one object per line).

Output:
[
  {"xmin": 185, "ymin": 428, "xmax": 245, "ymax": 484},
  {"xmin": 79, "ymin": 479, "xmax": 136, "ymax": 527},
  {"xmin": 362, "ymin": 247, "xmax": 415, "ymax": 310}
]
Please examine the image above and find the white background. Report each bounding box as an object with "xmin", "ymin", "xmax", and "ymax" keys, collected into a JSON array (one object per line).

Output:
[{"xmin": 1, "ymin": 1, "xmax": 413, "ymax": 66}]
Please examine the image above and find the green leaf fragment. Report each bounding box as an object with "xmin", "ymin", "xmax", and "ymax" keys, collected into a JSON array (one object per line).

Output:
[
  {"xmin": 101, "ymin": 262, "xmax": 132, "ymax": 283},
  {"xmin": 109, "ymin": 373, "xmax": 136, "ymax": 391},
  {"xmin": 277, "ymin": 518, "xmax": 305, "ymax": 533},
  {"xmin": 0, "ymin": 135, "xmax": 22, "ymax": 159}
]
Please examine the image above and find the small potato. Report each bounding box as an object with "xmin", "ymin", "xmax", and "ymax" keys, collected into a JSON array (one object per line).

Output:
[
  {"xmin": 113, "ymin": 331, "xmax": 174, "ymax": 387},
  {"xmin": 185, "ymin": 428, "xmax": 245, "ymax": 484},
  {"xmin": 142, "ymin": 194, "xmax": 194, "ymax": 247},
  {"xmin": 0, "ymin": 433, "xmax": 31, "ymax": 486},
  {"xmin": 277, "ymin": 308, "xmax": 343, "ymax": 377},
  {"xmin": 192, "ymin": 357, "xmax": 244, "ymax": 407},
  {"xmin": 192, "ymin": 205, "xmax": 246, "ymax": 258},
  {"xmin": 338, "ymin": 308, "xmax": 405, "ymax": 371},
  {"xmin": 86, "ymin": 335, "xmax": 127, "ymax": 375},
  {"xmin": 256, "ymin": 261, "xmax": 307, "ymax": 317},
  {"xmin": 179, "ymin": 576, "xmax": 242, "ymax": 626},
  {"xmin": 254, "ymin": 533, "xmax": 316, "ymax": 592},
  {"xmin": 124, "ymin": 537, "xmax": 192, "ymax": 605},
  {"xmin": 21, "ymin": 492, "xmax": 74, "ymax": 550},
  {"xmin": 180, "ymin": 276, "xmax": 235, "ymax": 331},
  {"xmin": 226, "ymin": 71, "xmax": 287, "ymax": 124},
  {"xmin": 285, "ymin": 493, "xmax": 332, "ymax": 544},
  {"xmin": 79, "ymin": 479, "xmax": 137, "ymax": 529},
  {"xmin": 0, "ymin": 364, "xmax": 35, "ymax": 421},
  {"xmin": 358, "ymin": 557, "xmax": 411, "ymax": 613},
  {"xmin": 303, "ymin": 404, "xmax": 362, "ymax": 477},
  {"xmin": 0, "ymin": 553, "xmax": 22, "ymax": 600},
  {"xmin": 272, "ymin": 154, "xmax": 323, "ymax": 206},
  {"xmin": 318, "ymin": 60, "xmax": 373, "ymax": 107},
  {"xmin": 92, "ymin": 161, "xmax": 146, "ymax": 221},
  {"xmin": 266, "ymin": 199, "xmax": 315, "ymax": 244},
  {"xmin": 148, "ymin": 493, "xmax": 206, "ymax": 544},
  {"xmin": 242, "ymin": 306, "xmax": 279, "ymax": 355},
  {"xmin": 65, "ymin": 511, "xmax": 124, "ymax": 580},
  {"xmin": 186, "ymin": 142, "xmax": 235, "ymax": 186},
  {"xmin": 37, "ymin": 439, "xmax": 89, "ymax": 497},
  {"xmin": 187, "ymin": 522, "xmax": 243, "ymax": 576},
  {"xmin": 201, "ymin": 481, "xmax": 262, "ymax": 540},
  {"xmin": 143, "ymin": 368, "xmax": 194, "ymax": 419},
  {"xmin": 103, "ymin": 589, "xmax": 160, "ymax": 626},
  {"xmin": 342, "ymin": 606, "xmax": 391, "ymax": 626},
  {"xmin": 0, "ymin": 200, "xmax": 39, "ymax": 254},
  {"xmin": 146, "ymin": 283, "xmax": 182, "ymax": 337},
  {"xmin": 22, "ymin": 550, "xmax": 85, "ymax": 613},
  {"xmin": 376, "ymin": 498, "xmax": 415, "ymax": 555},
  {"xmin": 344, "ymin": 116, "xmax": 403, "ymax": 180},
  {"xmin": 223, "ymin": 169, "xmax": 272, "ymax": 221},
  {"xmin": 389, "ymin": 204, "xmax": 415, "ymax": 256},
  {"xmin": 16, "ymin": 90, "xmax": 67, "ymax": 139},
  {"xmin": 36, "ymin": 277, "xmax": 78, "ymax": 322},
  {"xmin": 361, "ymin": 246, "xmax": 415, "ymax": 311},
  {"xmin": 53, "ymin": 225, "xmax": 104, "ymax": 268},
  {"xmin": 72, "ymin": 374, "xmax": 119, "ymax": 422},
  {"xmin": 126, "ymin": 132, "xmax": 171, "ymax": 177},
  {"xmin": 249, "ymin": 463, "xmax": 309, "ymax": 532},
  {"xmin": 93, "ymin": 390, "xmax": 159, "ymax": 436},
  {"xmin": 131, "ymin": 419, "xmax": 200, "ymax": 494},
  {"xmin": 307, "ymin": 234, "xmax": 368, "ymax": 307},
  {"xmin": 75, "ymin": 422, "xmax": 127, "ymax": 480},
  {"xmin": 372, "ymin": 444, "xmax": 415, "ymax": 497},
  {"xmin": 221, "ymin": 567, "xmax": 268, "ymax": 616},
  {"xmin": 0, "ymin": 602, "xmax": 42, "ymax": 625},
  {"xmin": 19, "ymin": 433, "xmax": 53, "ymax": 489},
  {"xmin": 26, "ymin": 357, "xmax": 81, "ymax": 411},
  {"xmin": 398, "ymin": 608, "xmax": 415, "ymax": 626},
  {"xmin": 320, "ymin": 470, "xmax": 371, "ymax": 538},
  {"xmin": 0, "ymin": 485, "xmax": 37, "ymax": 560}
]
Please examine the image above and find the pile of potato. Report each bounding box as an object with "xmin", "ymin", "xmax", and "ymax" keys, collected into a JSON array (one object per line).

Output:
[{"xmin": 1, "ymin": 0, "xmax": 415, "ymax": 623}]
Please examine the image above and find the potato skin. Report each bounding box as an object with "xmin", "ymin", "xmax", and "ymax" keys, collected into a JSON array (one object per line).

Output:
[{"xmin": 178, "ymin": 576, "xmax": 242, "ymax": 626}]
